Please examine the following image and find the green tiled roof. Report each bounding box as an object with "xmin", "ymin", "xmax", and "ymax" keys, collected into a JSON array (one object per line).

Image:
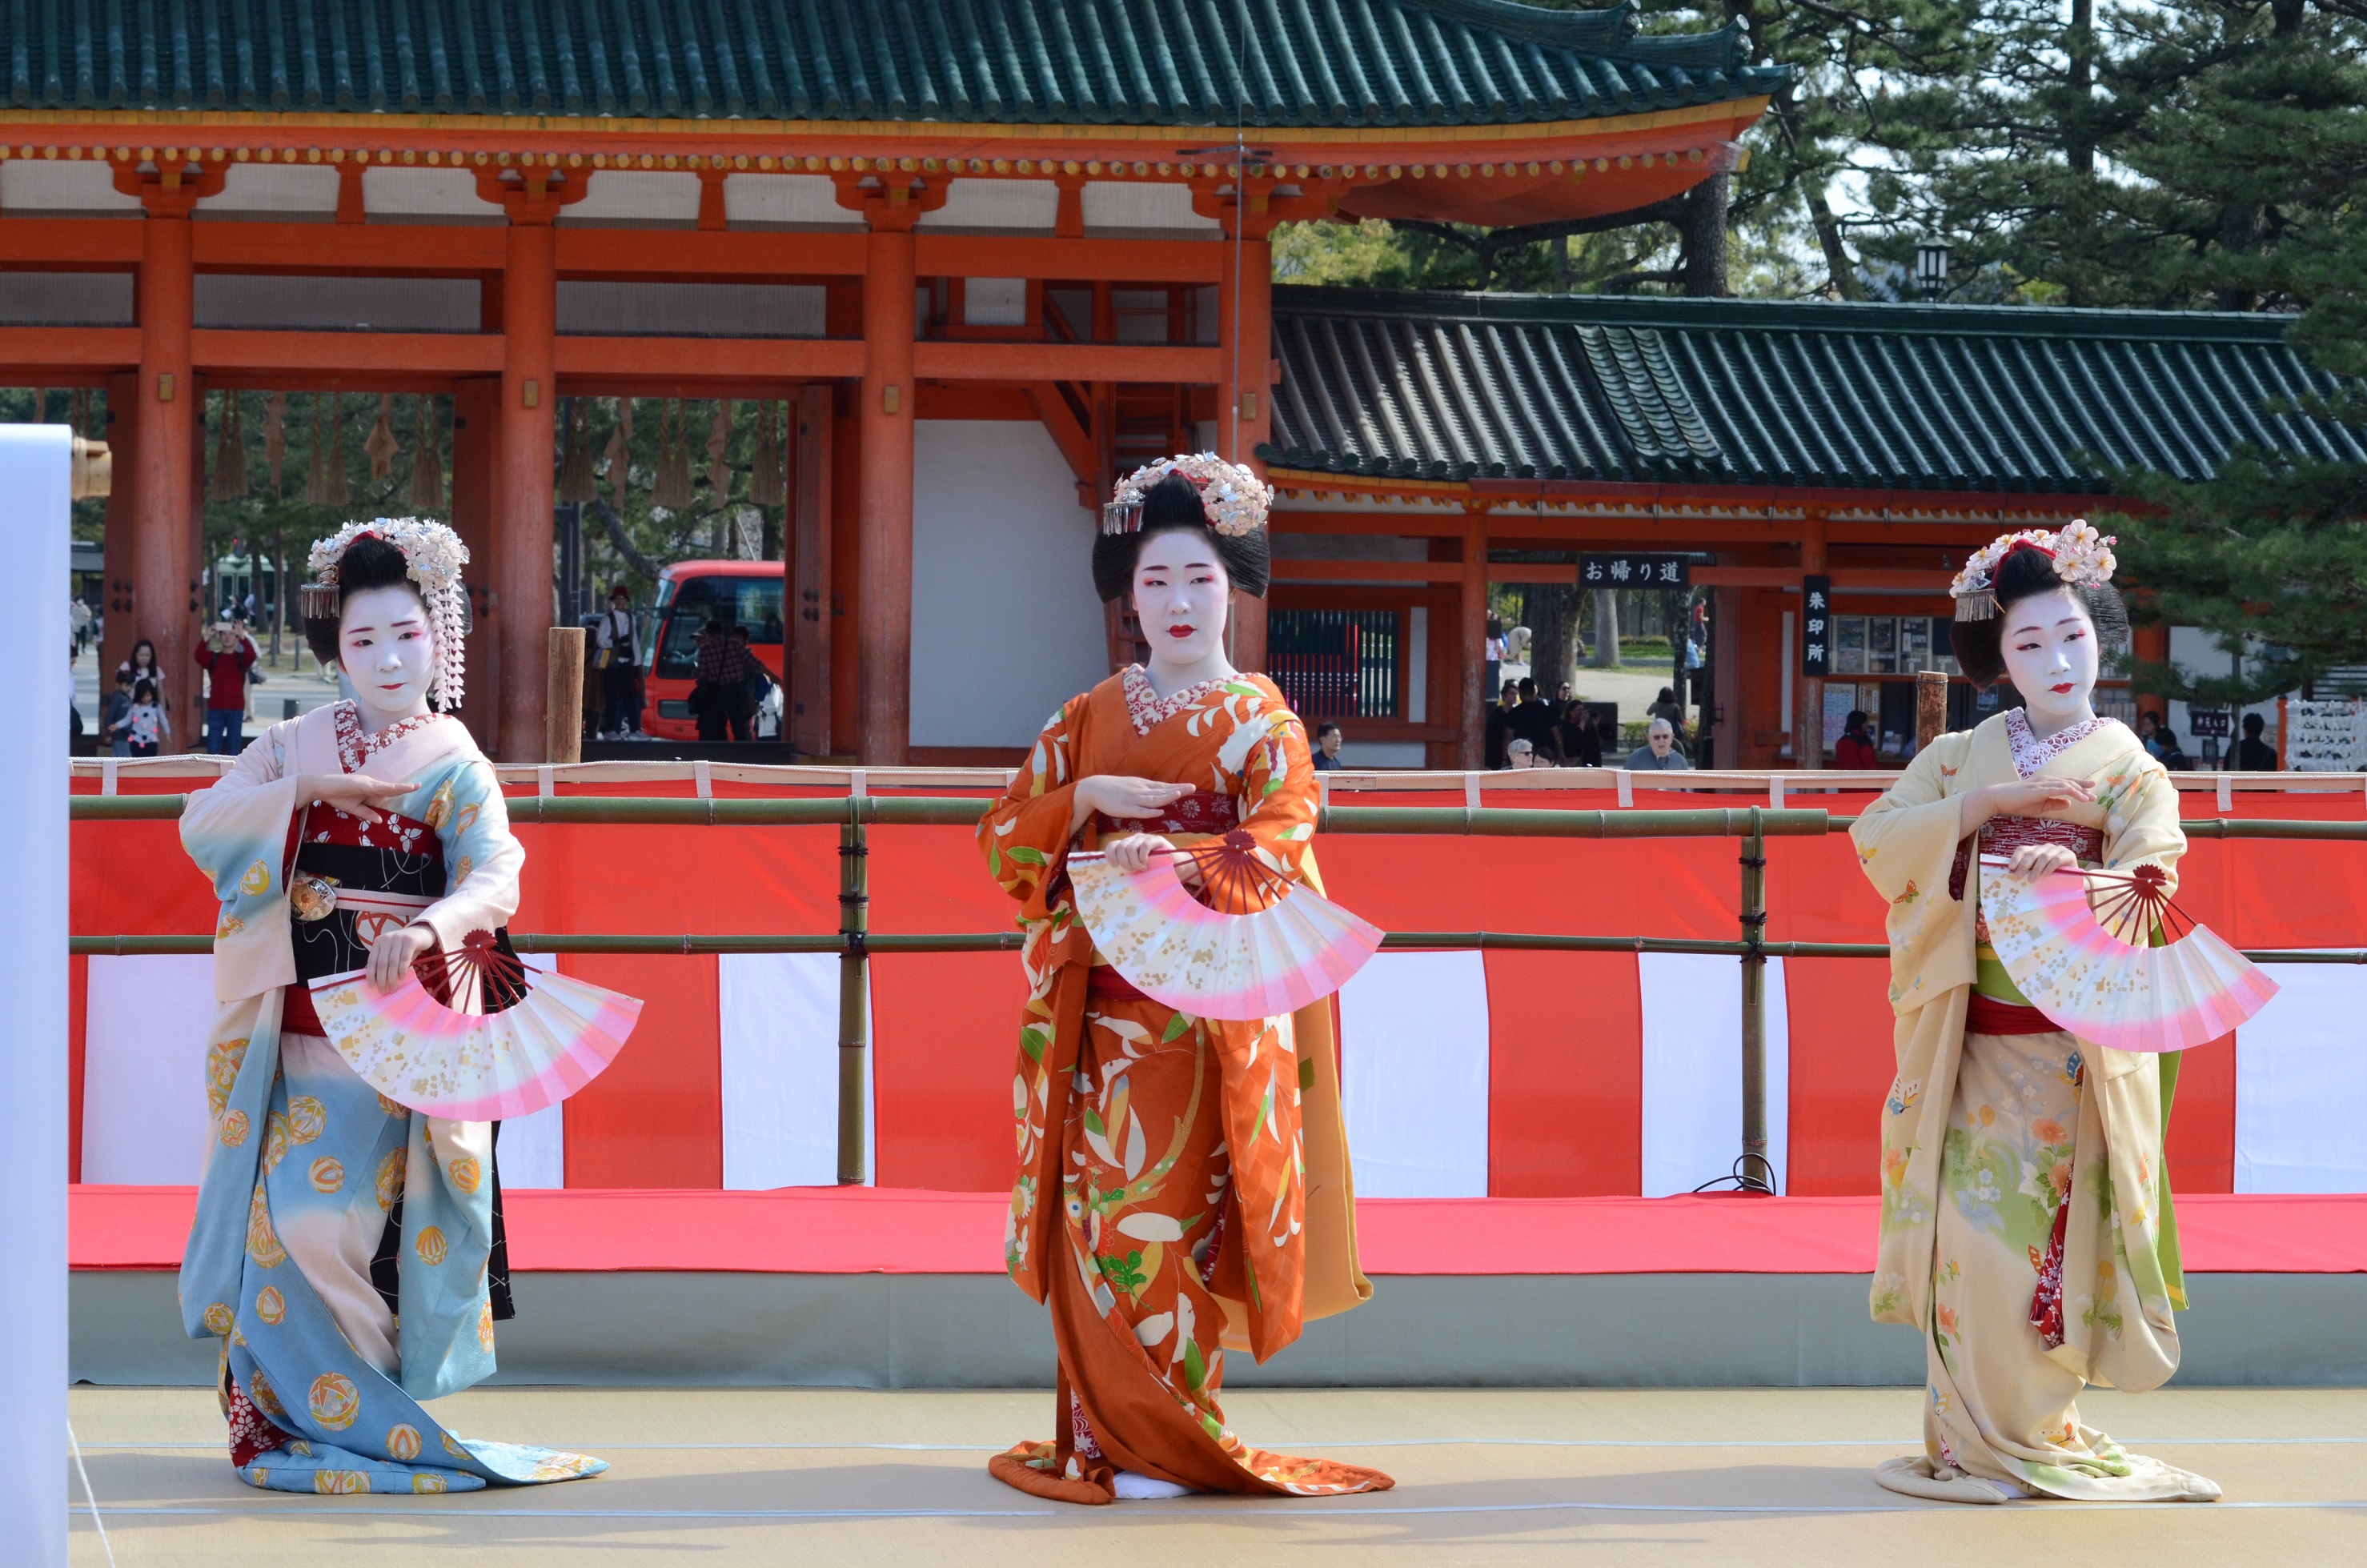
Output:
[
  {"xmin": 0, "ymin": 0, "xmax": 1781, "ymax": 127},
  {"xmin": 1264, "ymin": 287, "xmax": 2367, "ymax": 493}
]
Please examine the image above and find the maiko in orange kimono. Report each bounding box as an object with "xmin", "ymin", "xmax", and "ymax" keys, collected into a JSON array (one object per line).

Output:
[{"xmin": 977, "ymin": 665, "xmax": 1392, "ymax": 1505}]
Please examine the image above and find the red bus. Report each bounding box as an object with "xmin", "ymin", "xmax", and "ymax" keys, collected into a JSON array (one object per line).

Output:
[{"xmin": 640, "ymin": 560, "xmax": 785, "ymax": 740}]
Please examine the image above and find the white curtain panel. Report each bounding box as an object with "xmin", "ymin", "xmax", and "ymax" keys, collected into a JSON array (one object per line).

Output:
[
  {"xmin": 719, "ymin": 952, "xmax": 873, "ymax": 1189},
  {"xmin": 1639, "ymin": 952, "xmax": 1790, "ymax": 1197},
  {"xmin": 81, "ymin": 953, "xmax": 220, "ymax": 1185},
  {"xmin": 2237, "ymin": 960, "xmax": 2367, "ymax": 1193},
  {"xmin": 1338, "ymin": 949, "xmax": 1490, "ymax": 1197}
]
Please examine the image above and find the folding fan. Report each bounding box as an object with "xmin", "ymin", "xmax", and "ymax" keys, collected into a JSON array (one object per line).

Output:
[
  {"xmin": 1976, "ymin": 854, "xmax": 2278, "ymax": 1053},
  {"xmin": 1068, "ymin": 831, "xmax": 1384, "ymax": 1021},
  {"xmin": 307, "ymin": 932, "xmax": 643, "ymax": 1119}
]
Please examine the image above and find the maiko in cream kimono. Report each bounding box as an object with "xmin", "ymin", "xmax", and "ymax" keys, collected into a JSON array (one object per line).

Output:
[
  {"xmin": 179, "ymin": 700, "xmax": 602, "ymax": 1494},
  {"xmin": 1852, "ymin": 710, "xmax": 2216, "ymax": 1502}
]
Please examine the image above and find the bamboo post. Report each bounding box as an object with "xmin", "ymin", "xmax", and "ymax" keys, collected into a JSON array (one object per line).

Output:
[
  {"xmin": 545, "ymin": 626, "xmax": 587, "ymax": 764},
  {"xmin": 1916, "ymin": 669, "xmax": 1948, "ymax": 752},
  {"xmin": 1738, "ymin": 807, "xmax": 1772, "ymax": 1193},
  {"xmin": 836, "ymin": 803, "xmax": 871, "ymax": 1185}
]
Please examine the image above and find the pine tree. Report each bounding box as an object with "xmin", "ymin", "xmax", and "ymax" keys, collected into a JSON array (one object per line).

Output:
[{"xmin": 2103, "ymin": 6, "xmax": 2367, "ymax": 701}]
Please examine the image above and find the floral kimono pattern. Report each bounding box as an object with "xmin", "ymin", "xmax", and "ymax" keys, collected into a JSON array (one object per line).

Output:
[
  {"xmin": 179, "ymin": 702, "xmax": 604, "ymax": 1494},
  {"xmin": 1852, "ymin": 710, "xmax": 2217, "ymax": 1502},
  {"xmin": 978, "ymin": 668, "xmax": 1390, "ymax": 1505}
]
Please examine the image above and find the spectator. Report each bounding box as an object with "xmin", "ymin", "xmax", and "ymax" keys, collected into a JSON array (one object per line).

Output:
[
  {"xmin": 1484, "ymin": 680, "xmax": 1519, "ymax": 770},
  {"xmin": 2136, "ymin": 709, "xmax": 2164, "ymax": 760},
  {"xmin": 1557, "ymin": 700, "xmax": 1603, "ymax": 768},
  {"xmin": 70, "ymin": 597, "xmax": 91, "ymax": 658},
  {"xmin": 731, "ymin": 623, "xmax": 775, "ymax": 736},
  {"xmin": 1312, "ymin": 720, "xmax": 1346, "ymax": 771},
  {"xmin": 1505, "ymin": 737, "xmax": 1540, "ymax": 770},
  {"xmin": 100, "ymin": 669, "xmax": 134, "ymax": 758},
  {"xmin": 2235, "ymin": 712, "xmax": 2277, "ymax": 772},
  {"xmin": 594, "ymin": 585, "xmax": 642, "ymax": 739},
  {"xmin": 691, "ymin": 617, "xmax": 756, "ymax": 742},
  {"xmin": 2154, "ymin": 725, "xmax": 2192, "ymax": 772},
  {"xmin": 1482, "ymin": 613, "xmax": 1505, "ymax": 707},
  {"xmin": 1506, "ymin": 677, "xmax": 1562, "ymax": 764},
  {"xmin": 118, "ymin": 637, "xmax": 163, "ymax": 708},
  {"xmin": 1626, "ymin": 716, "xmax": 1691, "ymax": 771},
  {"xmin": 1833, "ymin": 709, "xmax": 1881, "ymax": 770},
  {"xmin": 114, "ymin": 677, "xmax": 169, "ymax": 756},
  {"xmin": 1647, "ymin": 687, "xmax": 1688, "ymax": 748},
  {"xmin": 193, "ymin": 619, "xmax": 260, "ymax": 755}
]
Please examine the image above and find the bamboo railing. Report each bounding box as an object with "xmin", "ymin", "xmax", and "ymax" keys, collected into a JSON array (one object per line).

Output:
[{"xmin": 67, "ymin": 794, "xmax": 2367, "ymax": 1192}]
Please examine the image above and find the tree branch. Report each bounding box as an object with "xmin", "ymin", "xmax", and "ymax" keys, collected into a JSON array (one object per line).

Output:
[{"xmin": 588, "ymin": 493, "xmax": 664, "ymax": 582}]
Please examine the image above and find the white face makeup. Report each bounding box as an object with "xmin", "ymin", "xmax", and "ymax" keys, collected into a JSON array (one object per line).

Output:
[
  {"xmin": 337, "ymin": 584, "xmax": 438, "ymax": 729},
  {"xmin": 2000, "ymin": 586, "xmax": 2100, "ymax": 731},
  {"xmin": 1131, "ymin": 530, "xmax": 1232, "ymax": 676}
]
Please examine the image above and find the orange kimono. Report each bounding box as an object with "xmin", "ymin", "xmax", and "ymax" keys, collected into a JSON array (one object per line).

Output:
[{"xmin": 979, "ymin": 667, "xmax": 1392, "ymax": 1505}]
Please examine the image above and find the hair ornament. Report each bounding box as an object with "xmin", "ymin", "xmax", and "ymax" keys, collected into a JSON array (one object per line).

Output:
[
  {"xmin": 303, "ymin": 517, "xmax": 472, "ymax": 708},
  {"xmin": 1101, "ymin": 453, "xmax": 1272, "ymax": 539},
  {"xmin": 1950, "ymin": 519, "xmax": 2117, "ymax": 622}
]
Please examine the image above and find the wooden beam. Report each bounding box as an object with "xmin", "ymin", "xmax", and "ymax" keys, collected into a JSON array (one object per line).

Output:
[
  {"xmin": 913, "ymin": 234, "xmax": 1229, "ymax": 283},
  {"xmin": 191, "ymin": 222, "xmax": 507, "ymax": 272},
  {"xmin": 1268, "ymin": 559, "xmax": 1466, "ymax": 583},
  {"xmin": 0, "ymin": 218, "xmax": 145, "ymax": 265},
  {"xmin": 552, "ymin": 335, "xmax": 865, "ymax": 383},
  {"xmin": 189, "ymin": 328, "xmax": 504, "ymax": 375},
  {"xmin": 0, "ymin": 326, "xmax": 142, "ymax": 371},
  {"xmin": 913, "ymin": 339, "xmax": 1221, "ymax": 383},
  {"xmin": 556, "ymin": 227, "xmax": 865, "ymax": 279},
  {"xmin": 1024, "ymin": 381, "xmax": 1097, "ymax": 491}
]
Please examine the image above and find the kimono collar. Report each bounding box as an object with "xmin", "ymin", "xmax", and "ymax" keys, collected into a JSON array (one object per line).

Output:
[
  {"xmin": 334, "ymin": 701, "xmax": 450, "ymax": 774},
  {"xmin": 1120, "ymin": 664, "xmax": 1234, "ymax": 736},
  {"xmin": 2004, "ymin": 708, "xmax": 2118, "ymax": 780}
]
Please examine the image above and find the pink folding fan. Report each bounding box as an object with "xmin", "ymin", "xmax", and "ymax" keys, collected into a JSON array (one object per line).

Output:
[
  {"xmin": 307, "ymin": 932, "xmax": 642, "ymax": 1120},
  {"xmin": 1976, "ymin": 855, "xmax": 2279, "ymax": 1053},
  {"xmin": 1068, "ymin": 830, "xmax": 1383, "ymax": 1021}
]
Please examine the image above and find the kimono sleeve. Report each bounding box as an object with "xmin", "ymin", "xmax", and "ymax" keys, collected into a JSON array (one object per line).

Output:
[
  {"xmin": 2097, "ymin": 750, "xmax": 2184, "ymax": 894},
  {"xmin": 979, "ymin": 698, "xmax": 1085, "ymax": 922},
  {"xmin": 1222, "ymin": 688, "xmax": 1319, "ymax": 888},
  {"xmin": 1850, "ymin": 730, "xmax": 1980, "ymax": 1013},
  {"xmin": 178, "ymin": 719, "xmax": 299, "ymax": 906},
  {"xmin": 415, "ymin": 760, "xmax": 524, "ymax": 953}
]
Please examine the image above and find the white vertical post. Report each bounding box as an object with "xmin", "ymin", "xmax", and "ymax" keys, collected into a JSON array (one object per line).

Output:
[{"xmin": 1, "ymin": 425, "xmax": 71, "ymax": 1566}]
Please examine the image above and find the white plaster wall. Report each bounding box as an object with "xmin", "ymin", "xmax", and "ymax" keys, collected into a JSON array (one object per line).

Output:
[{"xmin": 909, "ymin": 421, "xmax": 1108, "ymax": 749}]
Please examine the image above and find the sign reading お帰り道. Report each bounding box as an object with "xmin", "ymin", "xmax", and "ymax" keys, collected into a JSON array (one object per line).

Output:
[{"xmin": 1578, "ymin": 553, "xmax": 1690, "ymax": 591}]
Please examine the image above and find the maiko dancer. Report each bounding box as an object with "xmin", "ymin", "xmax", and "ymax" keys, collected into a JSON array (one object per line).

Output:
[
  {"xmin": 978, "ymin": 457, "xmax": 1393, "ymax": 1505},
  {"xmin": 1851, "ymin": 524, "xmax": 2218, "ymax": 1503},
  {"xmin": 178, "ymin": 519, "xmax": 604, "ymax": 1494}
]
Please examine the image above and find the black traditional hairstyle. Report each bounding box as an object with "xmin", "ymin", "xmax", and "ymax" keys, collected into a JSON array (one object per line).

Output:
[
  {"xmin": 1091, "ymin": 471, "xmax": 1270, "ymax": 602},
  {"xmin": 303, "ymin": 534, "xmax": 424, "ymax": 668},
  {"xmin": 1950, "ymin": 543, "xmax": 2129, "ymax": 690}
]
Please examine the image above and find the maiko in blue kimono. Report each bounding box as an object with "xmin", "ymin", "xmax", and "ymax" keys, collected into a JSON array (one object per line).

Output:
[{"xmin": 177, "ymin": 519, "xmax": 604, "ymax": 1494}]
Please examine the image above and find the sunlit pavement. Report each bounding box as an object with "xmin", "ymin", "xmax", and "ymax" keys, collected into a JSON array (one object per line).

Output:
[{"xmin": 68, "ymin": 1385, "xmax": 2366, "ymax": 1566}]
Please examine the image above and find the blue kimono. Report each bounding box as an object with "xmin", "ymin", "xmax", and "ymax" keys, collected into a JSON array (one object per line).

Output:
[{"xmin": 179, "ymin": 700, "xmax": 604, "ymax": 1494}]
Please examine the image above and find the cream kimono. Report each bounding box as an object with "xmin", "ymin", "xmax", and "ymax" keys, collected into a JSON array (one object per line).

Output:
[{"xmin": 1851, "ymin": 710, "xmax": 2217, "ymax": 1502}]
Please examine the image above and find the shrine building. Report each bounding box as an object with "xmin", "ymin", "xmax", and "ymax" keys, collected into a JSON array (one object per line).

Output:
[{"xmin": 3, "ymin": 2, "xmax": 2355, "ymax": 766}]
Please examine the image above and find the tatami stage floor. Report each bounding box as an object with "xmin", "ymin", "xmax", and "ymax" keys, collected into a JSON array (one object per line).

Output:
[{"xmin": 66, "ymin": 1386, "xmax": 2366, "ymax": 1566}]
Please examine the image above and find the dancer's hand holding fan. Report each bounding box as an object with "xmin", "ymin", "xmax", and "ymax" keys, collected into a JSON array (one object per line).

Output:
[{"xmin": 309, "ymin": 928, "xmax": 642, "ymax": 1120}]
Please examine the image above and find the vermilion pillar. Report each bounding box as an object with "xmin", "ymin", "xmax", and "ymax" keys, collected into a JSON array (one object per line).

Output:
[
  {"xmin": 2132, "ymin": 624, "xmax": 2170, "ymax": 724},
  {"xmin": 1458, "ymin": 507, "xmax": 1489, "ymax": 769},
  {"xmin": 1218, "ymin": 227, "xmax": 1273, "ymax": 674},
  {"xmin": 496, "ymin": 219, "xmax": 557, "ymax": 761},
  {"xmin": 134, "ymin": 189, "xmax": 199, "ymax": 745},
  {"xmin": 448, "ymin": 379, "xmax": 503, "ymax": 756},
  {"xmin": 858, "ymin": 211, "xmax": 917, "ymax": 765}
]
